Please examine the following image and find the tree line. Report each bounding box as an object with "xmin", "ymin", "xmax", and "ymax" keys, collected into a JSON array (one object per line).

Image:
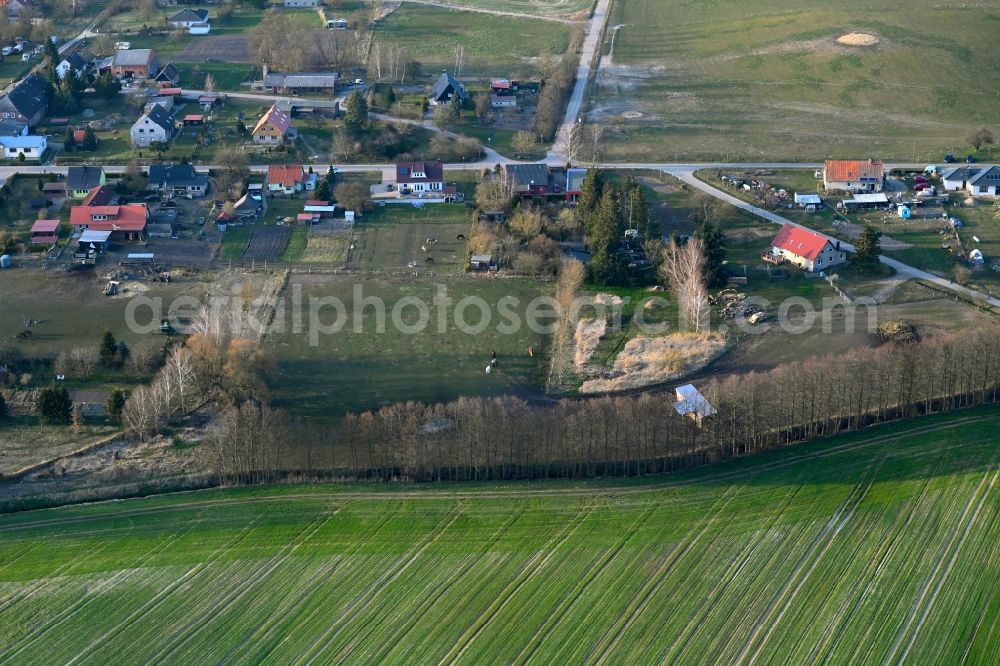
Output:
[{"xmin": 190, "ymin": 323, "xmax": 1000, "ymax": 485}]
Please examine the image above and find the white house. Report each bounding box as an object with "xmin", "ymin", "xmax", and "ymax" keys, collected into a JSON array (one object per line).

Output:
[
  {"xmin": 0, "ymin": 134, "xmax": 46, "ymax": 160},
  {"xmin": 942, "ymin": 166, "xmax": 999, "ymax": 198},
  {"xmin": 768, "ymin": 224, "xmax": 848, "ymax": 273},
  {"xmin": 130, "ymin": 104, "xmax": 174, "ymax": 147},
  {"xmin": 394, "ymin": 160, "xmax": 444, "ymax": 193},
  {"xmin": 167, "ymin": 8, "xmax": 209, "ymax": 29},
  {"xmin": 56, "ymin": 52, "xmax": 88, "ymax": 80}
]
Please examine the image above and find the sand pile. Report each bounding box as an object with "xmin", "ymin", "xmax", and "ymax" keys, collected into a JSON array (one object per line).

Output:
[
  {"xmin": 574, "ymin": 318, "xmax": 607, "ymax": 367},
  {"xmin": 837, "ymin": 33, "xmax": 879, "ymax": 47},
  {"xmin": 580, "ymin": 333, "xmax": 727, "ymax": 394}
]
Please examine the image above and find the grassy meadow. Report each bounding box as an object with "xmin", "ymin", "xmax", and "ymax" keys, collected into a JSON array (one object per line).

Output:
[
  {"xmin": 267, "ymin": 275, "xmax": 553, "ymax": 417},
  {"xmin": 1, "ymin": 408, "xmax": 999, "ymax": 662},
  {"xmin": 375, "ymin": 5, "xmax": 574, "ymax": 78},
  {"xmin": 591, "ymin": 0, "xmax": 1000, "ymax": 162}
]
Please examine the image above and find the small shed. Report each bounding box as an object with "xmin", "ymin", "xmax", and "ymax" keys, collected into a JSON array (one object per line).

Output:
[
  {"xmin": 673, "ymin": 384, "xmax": 716, "ymax": 425},
  {"xmin": 470, "ymin": 254, "xmax": 493, "ymax": 270},
  {"xmin": 183, "ymin": 114, "xmax": 204, "ymax": 126},
  {"xmin": 30, "ymin": 219, "xmax": 60, "ymax": 244},
  {"xmin": 794, "ymin": 193, "xmax": 821, "ymax": 206}
]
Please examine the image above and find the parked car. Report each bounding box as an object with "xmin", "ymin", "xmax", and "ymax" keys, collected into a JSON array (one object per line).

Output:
[
  {"xmin": 966, "ymin": 155, "xmax": 976, "ymax": 163},
  {"xmin": 944, "ymin": 153, "xmax": 955, "ymax": 163}
]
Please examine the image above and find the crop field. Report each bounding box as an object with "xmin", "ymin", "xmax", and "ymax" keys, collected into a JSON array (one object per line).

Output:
[
  {"xmin": 375, "ymin": 5, "xmax": 574, "ymax": 77},
  {"xmin": 267, "ymin": 275, "xmax": 552, "ymax": 417},
  {"xmin": 591, "ymin": 0, "xmax": 1000, "ymax": 162},
  {"xmin": 1, "ymin": 408, "xmax": 999, "ymax": 662},
  {"xmin": 243, "ymin": 228, "xmax": 292, "ymax": 261}
]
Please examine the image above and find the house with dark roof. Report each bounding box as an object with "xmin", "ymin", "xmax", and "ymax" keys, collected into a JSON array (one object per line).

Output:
[
  {"xmin": 153, "ymin": 63, "xmax": 180, "ymax": 86},
  {"xmin": 67, "ymin": 166, "xmax": 106, "ymax": 199},
  {"xmin": 823, "ymin": 159, "xmax": 884, "ymax": 193},
  {"xmin": 112, "ymin": 49, "xmax": 158, "ymax": 79},
  {"xmin": 394, "ymin": 161, "xmax": 444, "ymax": 193},
  {"xmin": 0, "ymin": 118, "xmax": 27, "ymax": 137},
  {"xmin": 0, "ymin": 74, "xmax": 50, "ymax": 127},
  {"xmin": 253, "ymin": 103, "xmax": 292, "ymax": 145},
  {"xmin": 429, "ymin": 71, "xmax": 469, "ymax": 106},
  {"xmin": 260, "ymin": 64, "xmax": 338, "ymax": 95},
  {"xmin": 56, "ymin": 51, "xmax": 89, "ymax": 80},
  {"xmin": 767, "ymin": 224, "xmax": 847, "ymax": 272},
  {"xmin": 148, "ymin": 163, "xmax": 209, "ymax": 199},
  {"xmin": 130, "ymin": 104, "xmax": 175, "ymax": 147},
  {"xmin": 505, "ymin": 164, "xmax": 550, "ymax": 195},
  {"xmin": 943, "ymin": 166, "xmax": 1000, "ymax": 198},
  {"xmin": 167, "ymin": 8, "xmax": 208, "ymax": 28}
]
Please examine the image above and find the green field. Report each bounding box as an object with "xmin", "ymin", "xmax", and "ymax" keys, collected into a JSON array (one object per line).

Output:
[
  {"xmin": 376, "ymin": 5, "xmax": 573, "ymax": 77},
  {"xmin": 1, "ymin": 408, "xmax": 999, "ymax": 662},
  {"xmin": 268, "ymin": 275, "xmax": 552, "ymax": 417},
  {"xmin": 591, "ymin": 0, "xmax": 1000, "ymax": 162},
  {"xmin": 420, "ymin": 0, "xmax": 594, "ymax": 17}
]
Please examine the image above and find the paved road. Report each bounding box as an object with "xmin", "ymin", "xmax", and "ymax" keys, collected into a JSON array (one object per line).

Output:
[
  {"xmin": 549, "ymin": 0, "xmax": 612, "ymax": 161},
  {"xmin": 666, "ymin": 166, "xmax": 1000, "ymax": 308}
]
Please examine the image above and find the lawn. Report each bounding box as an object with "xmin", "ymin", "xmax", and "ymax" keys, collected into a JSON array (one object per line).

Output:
[
  {"xmin": 1, "ymin": 407, "xmax": 999, "ymax": 662},
  {"xmin": 267, "ymin": 275, "xmax": 553, "ymax": 417},
  {"xmin": 590, "ymin": 0, "xmax": 1000, "ymax": 162},
  {"xmin": 0, "ymin": 419, "xmax": 118, "ymax": 477}
]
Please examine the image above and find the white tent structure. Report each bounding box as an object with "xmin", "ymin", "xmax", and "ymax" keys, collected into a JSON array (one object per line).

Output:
[{"xmin": 673, "ymin": 384, "xmax": 717, "ymax": 426}]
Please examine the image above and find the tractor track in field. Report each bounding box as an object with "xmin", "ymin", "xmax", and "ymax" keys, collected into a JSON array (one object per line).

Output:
[
  {"xmin": 369, "ymin": 504, "xmax": 530, "ymax": 663},
  {"xmin": 64, "ymin": 509, "xmax": 273, "ymax": 665},
  {"xmin": 884, "ymin": 454, "xmax": 1000, "ymax": 665},
  {"xmin": 1, "ymin": 517, "xmax": 207, "ymax": 662},
  {"xmin": 223, "ymin": 506, "xmax": 404, "ymax": 662},
  {"xmin": 585, "ymin": 485, "xmax": 743, "ymax": 664},
  {"xmin": 438, "ymin": 502, "xmax": 598, "ymax": 665},
  {"xmin": 0, "ymin": 415, "xmax": 989, "ymax": 536},
  {"xmin": 512, "ymin": 501, "xmax": 660, "ymax": 664},
  {"xmin": 665, "ymin": 481, "xmax": 806, "ymax": 663},
  {"xmin": 0, "ymin": 537, "xmax": 115, "ymax": 617},
  {"xmin": 297, "ymin": 503, "xmax": 467, "ymax": 665},
  {"xmin": 244, "ymin": 505, "xmax": 413, "ymax": 661},
  {"xmin": 145, "ymin": 504, "xmax": 342, "ymax": 664},
  {"xmin": 809, "ymin": 466, "xmax": 935, "ymax": 664},
  {"xmin": 734, "ymin": 456, "xmax": 884, "ymax": 665}
]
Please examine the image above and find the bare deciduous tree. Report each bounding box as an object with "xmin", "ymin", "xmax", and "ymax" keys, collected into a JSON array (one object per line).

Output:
[{"xmin": 659, "ymin": 238, "xmax": 709, "ymax": 332}]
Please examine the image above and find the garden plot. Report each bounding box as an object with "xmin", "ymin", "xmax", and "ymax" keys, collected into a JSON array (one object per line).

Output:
[{"xmin": 243, "ymin": 227, "xmax": 292, "ymax": 261}]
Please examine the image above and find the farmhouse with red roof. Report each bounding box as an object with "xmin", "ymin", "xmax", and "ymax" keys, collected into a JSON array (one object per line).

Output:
[
  {"xmin": 823, "ymin": 159, "xmax": 884, "ymax": 193},
  {"xmin": 767, "ymin": 224, "xmax": 848, "ymax": 273},
  {"xmin": 70, "ymin": 203, "xmax": 149, "ymax": 241}
]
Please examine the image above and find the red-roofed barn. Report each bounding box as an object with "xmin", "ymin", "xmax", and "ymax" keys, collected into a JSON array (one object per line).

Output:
[
  {"xmin": 30, "ymin": 218, "xmax": 59, "ymax": 244},
  {"xmin": 768, "ymin": 224, "xmax": 848, "ymax": 272}
]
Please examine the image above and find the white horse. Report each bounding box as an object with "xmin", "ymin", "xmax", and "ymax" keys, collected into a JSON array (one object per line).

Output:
[{"xmin": 485, "ymin": 365, "xmax": 492, "ymax": 375}]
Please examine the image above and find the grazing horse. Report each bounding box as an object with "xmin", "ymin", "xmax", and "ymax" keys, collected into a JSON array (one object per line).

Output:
[
  {"xmin": 456, "ymin": 234, "xmax": 466, "ymax": 240},
  {"xmin": 425, "ymin": 256, "xmax": 434, "ymax": 263},
  {"xmin": 421, "ymin": 245, "xmax": 428, "ymax": 252},
  {"xmin": 485, "ymin": 365, "xmax": 492, "ymax": 375}
]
